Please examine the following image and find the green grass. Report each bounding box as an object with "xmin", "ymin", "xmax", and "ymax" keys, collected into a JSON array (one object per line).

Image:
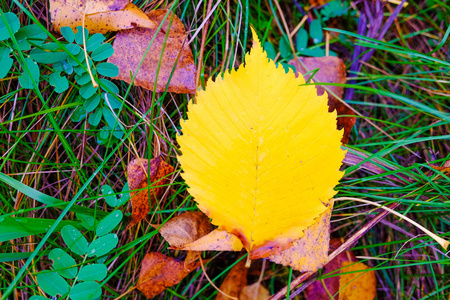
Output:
[{"xmin": 1, "ymin": 0, "xmax": 450, "ymax": 299}]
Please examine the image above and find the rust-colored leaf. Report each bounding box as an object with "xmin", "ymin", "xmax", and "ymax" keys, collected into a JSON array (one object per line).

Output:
[
  {"xmin": 339, "ymin": 261, "xmax": 376, "ymax": 300},
  {"xmin": 269, "ymin": 205, "xmax": 332, "ymax": 272},
  {"xmin": 216, "ymin": 258, "xmax": 248, "ymax": 300},
  {"xmin": 108, "ymin": 9, "xmax": 197, "ymax": 94},
  {"xmin": 175, "ymin": 229, "xmax": 244, "ymax": 252},
  {"xmin": 126, "ymin": 157, "xmax": 174, "ymax": 230},
  {"xmin": 136, "ymin": 252, "xmax": 200, "ymax": 298},
  {"xmin": 240, "ymin": 283, "xmax": 271, "ymax": 300},
  {"xmin": 289, "ymin": 57, "xmax": 355, "ymax": 144},
  {"xmin": 50, "ymin": 0, "xmax": 157, "ymax": 34}
]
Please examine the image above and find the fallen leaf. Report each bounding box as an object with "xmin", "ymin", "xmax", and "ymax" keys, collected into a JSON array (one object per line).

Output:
[
  {"xmin": 50, "ymin": 0, "xmax": 157, "ymax": 34},
  {"xmin": 289, "ymin": 56, "xmax": 355, "ymax": 144},
  {"xmin": 126, "ymin": 157, "xmax": 174, "ymax": 230},
  {"xmin": 136, "ymin": 252, "xmax": 200, "ymax": 298},
  {"xmin": 216, "ymin": 258, "xmax": 248, "ymax": 300},
  {"xmin": 240, "ymin": 282, "xmax": 271, "ymax": 300},
  {"xmin": 338, "ymin": 261, "xmax": 376, "ymax": 300},
  {"xmin": 155, "ymin": 211, "xmax": 212, "ymax": 267},
  {"xmin": 108, "ymin": 9, "xmax": 197, "ymax": 94},
  {"xmin": 269, "ymin": 204, "xmax": 332, "ymax": 272},
  {"xmin": 175, "ymin": 229, "xmax": 244, "ymax": 252},
  {"xmin": 156, "ymin": 211, "xmax": 212, "ymax": 247},
  {"xmin": 178, "ymin": 28, "xmax": 345, "ymax": 259}
]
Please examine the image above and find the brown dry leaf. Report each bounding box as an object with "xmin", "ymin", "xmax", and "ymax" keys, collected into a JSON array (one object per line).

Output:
[
  {"xmin": 175, "ymin": 229, "xmax": 244, "ymax": 252},
  {"xmin": 216, "ymin": 258, "xmax": 248, "ymax": 300},
  {"xmin": 50, "ymin": 0, "xmax": 157, "ymax": 34},
  {"xmin": 155, "ymin": 211, "xmax": 212, "ymax": 267},
  {"xmin": 289, "ymin": 57, "xmax": 355, "ymax": 144},
  {"xmin": 108, "ymin": 9, "xmax": 197, "ymax": 94},
  {"xmin": 136, "ymin": 252, "xmax": 200, "ymax": 298},
  {"xmin": 240, "ymin": 283, "xmax": 271, "ymax": 300},
  {"xmin": 339, "ymin": 261, "xmax": 376, "ymax": 300},
  {"xmin": 126, "ymin": 157, "xmax": 174, "ymax": 230},
  {"xmin": 156, "ymin": 211, "xmax": 212, "ymax": 247},
  {"xmin": 269, "ymin": 204, "xmax": 332, "ymax": 272}
]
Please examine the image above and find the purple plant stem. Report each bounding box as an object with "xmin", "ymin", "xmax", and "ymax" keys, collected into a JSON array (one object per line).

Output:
[{"xmin": 345, "ymin": 0, "xmax": 407, "ymax": 100}]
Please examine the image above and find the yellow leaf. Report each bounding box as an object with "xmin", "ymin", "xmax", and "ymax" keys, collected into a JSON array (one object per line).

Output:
[{"xmin": 177, "ymin": 28, "xmax": 345, "ymax": 259}]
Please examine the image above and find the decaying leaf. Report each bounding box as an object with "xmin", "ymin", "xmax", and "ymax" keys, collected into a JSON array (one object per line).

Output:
[
  {"xmin": 289, "ymin": 57, "xmax": 355, "ymax": 144},
  {"xmin": 216, "ymin": 258, "xmax": 248, "ymax": 300},
  {"xmin": 305, "ymin": 239, "xmax": 376, "ymax": 300},
  {"xmin": 108, "ymin": 9, "xmax": 197, "ymax": 94},
  {"xmin": 50, "ymin": 0, "xmax": 157, "ymax": 34},
  {"xmin": 178, "ymin": 28, "xmax": 345, "ymax": 259},
  {"xmin": 240, "ymin": 282, "xmax": 271, "ymax": 300},
  {"xmin": 136, "ymin": 252, "xmax": 200, "ymax": 298},
  {"xmin": 126, "ymin": 157, "xmax": 174, "ymax": 230},
  {"xmin": 269, "ymin": 204, "xmax": 332, "ymax": 272},
  {"xmin": 155, "ymin": 211, "xmax": 212, "ymax": 267},
  {"xmin": 338, "ymin": 261, "xmax": 376, "ymax": 300},
  {"xmin": 175, "ymin": 229, "xmax": 244, "ymax": 252}
]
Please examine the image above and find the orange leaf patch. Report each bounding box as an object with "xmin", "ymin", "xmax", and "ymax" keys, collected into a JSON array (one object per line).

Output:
[
  {"xmin": 289, "ymin": 56, "xmax": 355, "ymax": 144},
  {"xmin": 126, "ymin": 157, "xmax": 173, "ymax": 230},
  {"xmin": 136, "ymin": 252, "xmax": 200, "ymax": 298},
  {"xmin": 50, "ymin": 0, "xmax": 157, "ymax": 34},
  {"xmin": 108, "ymin": 9, "xmax": 197, "ymax": 94},
  {"xmin": 339, "ymin": 261, "xmax": 376, "ymax": 300}
]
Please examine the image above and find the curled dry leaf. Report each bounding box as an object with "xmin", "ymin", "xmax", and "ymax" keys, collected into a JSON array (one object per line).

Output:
[
  {"xmin": 216, "ymin": 258, "xmax": 248, "ymax": 300},
  {"xmin": 126, "ymin": 157, "xmax": 174, "ymax": 230},
  {"xmin": 155, "ymin": 211, "xmax": 212, "ymax": 267},
  {"xmin": 240, "ymin": 282, "xmax": 271, "ymax": 300},
  {"xmin": 175, "ymin": 229, "xmax": 244, "ymax": 252},
  {"xmin": 50, "ymin": 0, "xmax": 157, "ymax": 34},
  {"xmin": 178, "ymin": 28, "xmax": 345, "ymax": 259},
  {"xmin": 269, "ymin": 204, "xmax": 332, "ymax": 272},
  {"xmin": 156, "ymin": 211, "xmax": 212, "ymax": 248},
  {"xmin": 289, "ymin": 57, "xmax": 355, "ymax": 144},
  {"xmin": 108, "ymin": 9, "xmax": 197, "ymax": 94},
  {"xmin": 136, "ymin": 252, "xmax": 200, "ymax": 298}
]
